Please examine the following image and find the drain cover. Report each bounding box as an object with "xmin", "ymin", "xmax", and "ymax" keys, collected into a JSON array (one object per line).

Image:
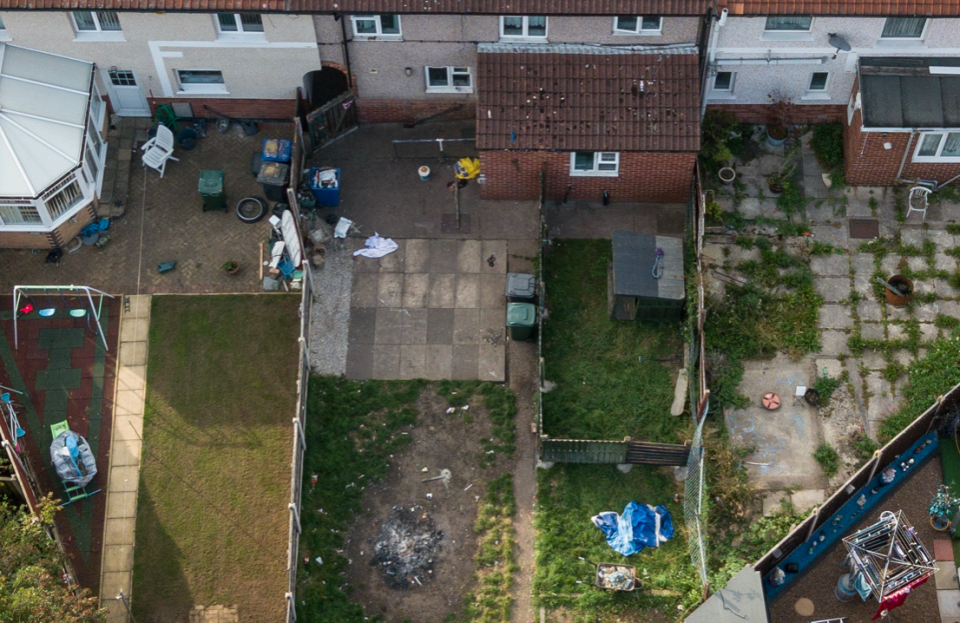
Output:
[{"xmin": 849, "ymin": 218, "xmax": 880, "ymax": 239}]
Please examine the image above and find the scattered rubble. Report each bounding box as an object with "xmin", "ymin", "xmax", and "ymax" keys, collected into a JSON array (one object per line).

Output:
[{"xmin": 373, "ymin": 505, "xmax": 443, "ymax": 589}]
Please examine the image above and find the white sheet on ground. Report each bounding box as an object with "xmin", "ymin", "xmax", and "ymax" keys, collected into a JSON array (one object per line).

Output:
[{"xmin": 353, "ymin": 233, "xmax": 398, "ymax": 258}]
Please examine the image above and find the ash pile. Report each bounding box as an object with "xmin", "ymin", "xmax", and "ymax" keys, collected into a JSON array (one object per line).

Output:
[{"xmin": 374, "ymin": 505, "xmax": 443, "ymax": 589}]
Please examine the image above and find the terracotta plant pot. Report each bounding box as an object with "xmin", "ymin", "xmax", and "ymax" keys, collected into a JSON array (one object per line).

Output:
[
  {"xmin": 884, "ymin": 275, "xmax": 914, "ymax": 307},
  {"xmin": 931, "ymin": 515, "xmax": 951, "ymax": 531},
  {"xmin": 718, "ymin": 166, "xmax": 736, "ymax": 185}
]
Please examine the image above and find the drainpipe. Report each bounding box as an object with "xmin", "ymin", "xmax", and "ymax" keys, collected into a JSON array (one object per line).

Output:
[
  {"xmin": 700, "ymin": 7, "xmax": 726, "ymax": 120},
  {"xmin": 894, "ymin": 130, "xmax": 916, "ymax": 183},
  {"xmin": 339, "ymin": 14, "xmax": 354, "ymax": 90}
]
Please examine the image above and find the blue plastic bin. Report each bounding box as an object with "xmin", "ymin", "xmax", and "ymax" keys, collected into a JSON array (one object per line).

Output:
[
  {"xmin": 307, "ymin": 167, "xmax": 341, "ymax": 207},
  {"xmin": 261, "ymin": 138, "xmax": 292, "ymax": 163}
]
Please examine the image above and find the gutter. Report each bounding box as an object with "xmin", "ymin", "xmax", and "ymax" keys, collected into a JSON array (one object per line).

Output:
[
  {"xmin": 700, "ymin": 6, "xmax": 724, "ymax": 120},
  {"xmin": 716, "ymin": 57, "xmax": 827, "ymax": 65},
  {"xmin": 338, "ymin": 14, "xmax": 353, "ymax": 90}
]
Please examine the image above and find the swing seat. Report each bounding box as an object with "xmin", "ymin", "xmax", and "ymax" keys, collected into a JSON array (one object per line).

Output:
[
  {"xmin": 38, "ymin": 308, "xmax": 56, "ymax": 317},
  {"xmin": 69, "ymin": 309, "xmax": 87, "ymax": 318}
]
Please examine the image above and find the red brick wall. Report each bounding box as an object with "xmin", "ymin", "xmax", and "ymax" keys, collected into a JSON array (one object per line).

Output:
[
  {"xmin": 708, "ymin": 103, "xmax": 845, "ymax": 124},
  {"xmin": 148, "ymin": 98, "xmax": 296, "ymax": 121},
  {"xmin": 0, "ymin": 204, "xmax": 95, "ymax": 250},
  {"xmin": 357, "ymin": 99, "xmax": 476, "ymax": 125},
  {"xmin": 479, "ymin": 151, "xmax": 695, "ymax": 203},
  {"xmin": 844, "ymin": 107, "xmax": 960, "ymax": 186}
]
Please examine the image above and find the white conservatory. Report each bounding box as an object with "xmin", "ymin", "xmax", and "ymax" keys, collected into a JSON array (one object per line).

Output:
[{"xmin": 0, "ymin": 44, "xmax": 106, "ymax": 242}]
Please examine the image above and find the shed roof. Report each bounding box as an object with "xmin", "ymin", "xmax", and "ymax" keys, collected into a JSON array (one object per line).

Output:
[
  {"xmin": 476, "ymin": 44, "xmax": 700, "ymax": 152},
  {"xmin": 859, "ymin": 57, "xmax": 960, "ymax": 129},
  {"xmin": 612, "ymin": 230, "xmax": 684, "ymax": 301},
  {"xmin": 0, "ymin": 44, "xmax": 92, "ymax": 198},
  {"xmin": 685, "ymin": 566, "xmax": 768, "ymax": 623}
]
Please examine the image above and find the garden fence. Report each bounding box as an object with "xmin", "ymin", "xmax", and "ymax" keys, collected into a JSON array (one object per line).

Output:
[{"xmin": 284, "ymin": 119, "xmax": 314, "ymax": 623}]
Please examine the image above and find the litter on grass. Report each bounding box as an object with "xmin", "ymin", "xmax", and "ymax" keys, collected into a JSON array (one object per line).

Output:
[
  {"xmin": 591, "ymin": 502, "xmax": 674, "ymax": 556},
  {"xmin": 374, "ymin": 505, "xmax": 443, "ymax": 589}
]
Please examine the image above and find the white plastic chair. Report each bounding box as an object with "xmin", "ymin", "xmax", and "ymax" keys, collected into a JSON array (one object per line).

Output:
[
  {"xmin": 141, "ymin": 125, "xmax": 179, "ymax": 178},
  {"xmin": 907, "ymin": 186, "xmax": 932, "ymax": 221}
]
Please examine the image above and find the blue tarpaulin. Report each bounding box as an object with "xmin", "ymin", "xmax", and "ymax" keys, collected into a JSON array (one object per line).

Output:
[{"xmin": 591, "ymin": 502, "xmax": 674, "ymax": 556}]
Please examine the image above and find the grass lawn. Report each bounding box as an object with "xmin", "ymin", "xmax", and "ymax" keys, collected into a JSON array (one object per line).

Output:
[
  {"xmin": 534, "ymin": 464, "xmax": 700, "ymax": 620},
  {"xmin": 542, "ymin": 239, "xmax": 684, "ymax": 442},
  {"xmin": 132, "ymin": 294, "xmax": 300, "ymax": 623}
]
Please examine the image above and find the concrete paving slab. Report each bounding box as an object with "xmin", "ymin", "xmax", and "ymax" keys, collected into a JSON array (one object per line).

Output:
[
  {"xmin": 480, "ymin": 240, "xmax": 508, "ymax": 274},
  {"xmin": 479, "ymin": 307, "xmax": 505, "ymax": 334},
  {"xmin": 428, "ymin": 273, "xmax": 457, "ymax": 308},
  {"xmin": 100, "ymin": 571, "xmax": 132, "ymax": 600},
  {"xmin": 820, "ymin": 330, "xmax": 851, "ymax": 356},
  {"xmin": 104, "ymin": 517, "xmax": 136, "ymax": 546},
  {"xmin": 351, "ymin": 272, "xmax": 379, "ymax": 308},
  {"xmin": 937, "ymin": 589, "xmax": 960, "ymax": 621},
  {"xmin": 888, "ymin": 323, "xmax": 905, "ymax": 340},
  {"xmin": 453, "ymin": 308, "xmax": 480, "ymax": 345},
  {"xmin": 808, "ymin": 224, "xmax": 849, "ymax": 248},
  {"xmin": 861, "ymin": 350, "xmax": 886, "ymax": 370},
  {"xmin": 372, "ymin": 344, "xmax": 401, "ymax": 379},
  {"xmin": 811, "ymin": 254, "xmax": 849, "ymax": 277},
  {"xmin": 738, "ymin": 198, "xmax": 763, "ymax": 219},
  {"xmin": 124, "ymin": 295, "xmax": 151, "ymax": 319},
  {"xmin": 118, "ymin": 342, "xmax": 147, "ymax": 367},
  {"xmin": 455, "ymin": 273, "xmax": 480, "ymax": 308},
  {"xmin": 916, "ymin": 302, "xmax": 940, "ymax": 323},
  {"xmin": 816, "ymin": 358, "xmax": 844, "ymax": 379},
  {"xmin": 763, "ymin": 490, "xmax": 790, "ymax": 517},
  {"xmin": 791, "ymin": 489, "xmax": 826, "ymax": 513},
  {"xmin": 379, "ymin": 240, "xmax": 406, "ymax": 273},
  {"xmin": 480, "ymin": 273, "xmax": 506, "ymax": 309},
  {"xmin": 377, "ymin": 273, "xmax": 404, "ymax": 308},
  {"xmin": 345, "ymin": 344, "xmax": 373, "ymax": 380},
  {"xmin": 457, "ymin": 240, "xmax": 482, "ymax": 273},
  {"xmin": 119, "ymin": 317, "xmax": 149, "ymax": 343},
  {"xmin": 880, "ymin": 254, "xmax": 900, "ymax": 274},
  {"xmin": 112, "ymin": 415, "xmax": 143, "ymax": 441},
  {"xmin": 725, "ymin": 355, "xmax": 827, "ymax": 490},
  {"xmin": 942, "ymin": 300, "xmax": 960, "ymax": 319},
  {"xmin": 102, "ymin": 545, "xmax": 135, "ymax": 574},
  {"xmin": 813, "ymin": 276, "xmax": 850, "ymax": 303},
  {"xmin": 935, "ymin": 565, "xmax": 959, "ymax": 590},
  {"xmin": 108, "ymin": 465, "xmax": 140, "ymax": 493},
  {"xmin": 935, "ymin": 279, "xmax": 958, "ymax": 298},
  {"xmin": 425, "ymin": 344, "xmax": 453, "ymax": 380},
  {"xmin": 851, "ymin": 252, "xmax": 875, "ymax": 274},
  {"xmin": 399, "ymin": 345, "xmax": 427, "ymax": 380},
  {"xmin": 479, "ymin": 343, "xmax": 506, "ymax": 382},
  {"xmin": 819, "ymin": 304, "xmax": 854, "ymax": 330},
  {"xmin": 401, "ymin": 308, "xmax": 428, "ymax": 345},
  {"xmin": 857, "ymin": 300, "xmax": 883, "ymax": 322},
  {"xmin": 374, "ymin": 308, "xmax": 404, "ymax": 344},
  {"xmin": 906, "ymin": 256, "xmax": 927, "ymax": 272},
  {"xmin": 936, "ymin": 252, "xmax": 958, "ymax": 272},
  {"xmin": 105, "ymin": 491, "xmax": 138, "ymax": 518},
  {"xmin": 507, "ymin": 239, "xmax": 539, "ymax": 273},
  {"xmin": 114, "ymin": 389, "xmax": 145, "ymax": 416},
  {"xmin": 116, "ymin": 365, "xmax": 147, "ymax": 393},
  {"xmin": 922, "ymin": 323, "xmax": 941, "ymax": 342},
  {"xmin": 426, "ymin": 308, "xmax": 455, "ymax": 345},
  {"xmin": 404, "ymin": 239, "xmax": 432, "ymax": 274},
  {"xmin": 861, "ymin": 322, "xmax": 885, "ymax": 341},
  {"xmin": 901, "ymin": 229, "xmax": 927, "ymax": 247},
  {"xmin": 852, "ymin": 273, "xmax": 875, "ymax": 298},
  {"xmin": 109, "ymin": 438, "xmax": 142, "ymax": 467},
  {"xmin": 865, "ymin": 372, "xmax": 901, "ymax": 425},
  {"xmin": 348, "ymin": 307, "xmax": 377, "ymax": 345},
  {"xmin": 452, "ymin": 345, "xmax": 480, "ymax": 379},
  {"xmin": 402, "ymin": 273, "xmax": 430, "ymax": 308}
]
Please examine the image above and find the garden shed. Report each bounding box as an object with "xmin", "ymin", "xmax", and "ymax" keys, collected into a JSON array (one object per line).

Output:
[{"xmin": 608, "ymin": 230, "xmax": 684, "ymax": 322}]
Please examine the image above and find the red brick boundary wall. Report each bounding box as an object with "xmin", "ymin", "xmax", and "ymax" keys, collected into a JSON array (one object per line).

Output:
[
  {"xmin": 479, "ymin": 151, "xmax": 695, "ymax": 203},
  {"xmin": 0, "ymin": 203, "xmax": 96, "ymax": 249},
  {"xmin": 707, "ymin": 104, "xmax": 845, "ymax": 125},
  {"xmin": 844, "ymin": 107, "xmax": 960, "ymax": 186},
  {"xmin": 357, "ymin": 99, "xmax": 476, "ymax": 124},
  {"xmin": 147, "ymin": 98, "xmax": 296, "ymax": 120}
]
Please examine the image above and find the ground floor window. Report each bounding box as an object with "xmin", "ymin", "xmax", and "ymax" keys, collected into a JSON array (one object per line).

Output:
[
  {"xmin": 425, "ymin": 66, "xmax": 472, "ymax": 93},
  {"xmin": 914, "ymin": 132, "xmax": 960, "ymax": 162},
  {"xmin": 0, "ymin": 201, "xmax": 41, "ymax": 225},
  {"xmin": 570, "ymin": 152, "xmax": 619, "ymax": 176},
  {"xmin": 176, "ymin": 69, "xmax": 227, "ymax": 94}
]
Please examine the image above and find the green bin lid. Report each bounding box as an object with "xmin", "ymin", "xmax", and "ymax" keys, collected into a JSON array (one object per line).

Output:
[
  {"xmin": 506, "ymin": 302, "xmax": 536, "ymax": 326},
  {"xmin": 198, "ymin": 170, "xmax": 224, "ymax": 193}
]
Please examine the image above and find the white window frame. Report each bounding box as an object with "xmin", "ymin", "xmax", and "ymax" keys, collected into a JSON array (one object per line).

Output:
[
  {"xmin": 713, "ymin": 71, "xmax": 735, "ymax": 92},
  {"xmin": 424, "ymin": 66, "xmax": 473, "ymax": 94},
  {"xmin": 350, "ymin": 14, "xmax": 402, "ymax": 40},
  {"xmin": 214, "ymin": 13, "xmax": 266, "ymax": 41},
  {"xmin": 612, "ymin": 16, "xmax": 663, "ymax": 35},
  {"xmin": 762, "ymin": 16, "xmax": 814, "ymax": 41},
  {"xmin": 570, "ymin": 152, "xmax": 620, "ymax": 177},
  {"xmin": 880, "ymin": 17, "xmax": 928, "ymax": 40},
  {"xmin": 71, "ymin": 11, "xmax": 124, "ymax": 42},
  {"xmin": 802, "ymin": 71, "xmax": 832, "ymax": 101},
  {"xmin": 499, "ymin": 16, "xmax": 548, "ymax": 41},
  {"xmin": 913, "ymin": 131, "xmax": 960, "ymax": 163},
  {"xmin": 175, "ymin": 69, "xmax": 228, "ymax": 95}
]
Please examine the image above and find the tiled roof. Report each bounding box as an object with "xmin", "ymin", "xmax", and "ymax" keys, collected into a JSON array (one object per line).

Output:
[
  {"xmin": 721, "ymin": 0, "xmax": 960, "ymax": 16},
  {"xmin": 476, "ymin": 44, "xmax": 701, "ymax": 152},
  {"xmin": 0, "ymin": 0, "xmax": 711, "ymax": 14}
]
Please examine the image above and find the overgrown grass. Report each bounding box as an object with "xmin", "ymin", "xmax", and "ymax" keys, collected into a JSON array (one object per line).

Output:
[
  {"xmin": 813, "ymin": 442, "xmax": 840, "ymax": 477},
  {"xmin": 533, "ymin": 465, "xmax": 699, "ymax": 620},
  {"xmin": 134, "ymin": 295, "xmax": 300, "ymax": 623},
  {"xmin": 542, "ymin": 240, "xmax": 683, "ymax": 441},
  {"xmin": 296, "ymin": 377, "xmax": 426, "ymax": 623}
]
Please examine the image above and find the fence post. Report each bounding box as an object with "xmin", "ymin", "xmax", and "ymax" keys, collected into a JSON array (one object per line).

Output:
[
  {"xmin": 867, "ymin": 450, "xmax": 883, "ymax": 483},
  {"xmin": 288, "ymin": 503, "xmax": 301, "ymax": 533}
]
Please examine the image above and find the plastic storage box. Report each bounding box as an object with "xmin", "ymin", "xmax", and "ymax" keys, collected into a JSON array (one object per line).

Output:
[
  {"xmin": 307, "ymin": 167, "xmax": 341, "ymax": 208},
  {"xmin": 257, "ymin": 162, "xmax": 290, "ymax": 202},
  {"xmin": 261, "ymin": 138, "xmax": 292, "ymax": 163}
]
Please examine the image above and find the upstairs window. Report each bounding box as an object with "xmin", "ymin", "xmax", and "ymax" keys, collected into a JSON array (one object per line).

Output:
[
  {"xmin": 425, "ymin": 67, "xmax": 473, "ymax": 93},
  {"xmin": 713, "ymin": 71, "xmax": 735, "ymax": 91},
  {"xmin": 570, "ymin": 152, "xmax": 619, "ymax": 177},
  {"xmin": 764, "ymin": 16, "xmax": 813, "ymax": 31},
  {"xmin": 73, "ymin": 11, "xmax": 121, "ymax": 32},
  {"xmin": 881, "ymin": 17, "xmax": 926, "ymax": 38},
  {"xmin": 216, "ymin": 14, "xmax": 264, "ymax": 35},
  {"xmin": 351, "ymin": 14, "xmax": 401, "ymax": 39},
  {"xmin": 614, "ymin": 16, "xmax": 662, "ymax": 34},
  {"xmin": 808, "ymin": 72, "xmax": 829, "ymax": 91},
  {"xmin": 500, "ymin": 16, "xmax": 547, "ymax": 40}
]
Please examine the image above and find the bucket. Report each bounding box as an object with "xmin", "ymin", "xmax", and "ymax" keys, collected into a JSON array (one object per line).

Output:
[
  {"xmin": 418, "ymin": 166, "xmax": 431, "ymax": 181},
  {"xmin": 884, "ymin": 275, "xmax": 914, "ymax": 307}
]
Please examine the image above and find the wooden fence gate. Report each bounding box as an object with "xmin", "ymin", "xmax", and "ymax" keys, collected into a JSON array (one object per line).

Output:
[{"xmin": 305, "ymin": 91, "xmax": 359, "ymax": 153}]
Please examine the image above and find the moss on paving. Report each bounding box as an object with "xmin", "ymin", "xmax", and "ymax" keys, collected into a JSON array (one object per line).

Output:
[
  {"xmin": 132, "ymin": 295, "xmax": 300, "ymax": 623},
  {"xmin": 542, "ymin": 239, "xmax": 683, "ymax": 442}
]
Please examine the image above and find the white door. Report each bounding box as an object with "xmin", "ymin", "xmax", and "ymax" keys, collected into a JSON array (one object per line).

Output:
[{"xmin": 107, "ymin": 69, "xmax": 151, "ymax": 117}]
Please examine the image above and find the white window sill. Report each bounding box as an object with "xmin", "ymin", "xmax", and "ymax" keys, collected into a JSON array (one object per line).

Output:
[
  {"xmin": 709, "ymin": 92, "xmax": 737, "ymax": 100},
  {"xmin": 570, "ymin": 170, "xmax": 619, "ymax": 177},
  {"xmin": 177, "ymin": 88, "xmax": 229, "ymax": 95},
  {"xmin": 426, "ymin": 86, "xmax": 474, "ymax": 94},
  {"xmin": 761, "ymin": 31, "xmax": 814, "ymax": 42},
  {"xmin": 875, "ymin": 39, "xmax": 927, "ymax": 49},
  {"xmin": 612, "ymin": 31, "xmax": 662, "ymax": 36},
  {"xmin": 352, "ymin": 34, "xmax": 403, "ymax": 41},
  {"xmin": 0, "ymin": 32, "xmax": 11, "ymax": 42},
  {"xmin": 73, "ymin": 31, "xmax": 125, "ymax": 42},
  {"xmin": 215, "ymin": 33, "xmax": 267, "ymax": 43},
  {"xmin": 499, "ymin": 36, "xmax": 548, "ymax": 43},
  {"xmin": 801, "ymin": 92, "xmax": 832, "ymax": 101},
  {"xmin": 913, "ymin": 157, "xmax": 960, "ymax": 164}
]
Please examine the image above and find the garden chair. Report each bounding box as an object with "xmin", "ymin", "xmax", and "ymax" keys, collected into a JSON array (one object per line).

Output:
[
  {"xmin": 141, "ymin": 125, "xmax": 179, "ymax": 178},
  {"xmin": 907, "ymin": 186, "xmax": 932, "ymax": 221}
]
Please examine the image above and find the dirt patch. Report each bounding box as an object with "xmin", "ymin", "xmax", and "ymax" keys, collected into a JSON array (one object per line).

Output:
[
  {"xmin": 374, "ymin": 505, "xmax": 443, "ymax": 589},
  {"xmin": 820, "ymin": 383, "xmax": 869, "ymax": 488},
  {"xmin": 342, "ymin": 389, "xmax": 511, "ymax": 623}
]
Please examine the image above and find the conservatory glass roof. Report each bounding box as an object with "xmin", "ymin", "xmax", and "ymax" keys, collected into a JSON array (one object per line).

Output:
[{"xmin": 0, "ymin": 44, "xmax": 93, "ymax": 198}]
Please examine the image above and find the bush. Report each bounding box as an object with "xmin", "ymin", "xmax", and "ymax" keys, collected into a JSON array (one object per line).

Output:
[
  {"xmin": 813, "ymin": 374, "xmax": 842, "ymax": 404},
  {"xmin": 810, "ymin": 124, "xmax": 844, "ymax": 171},
  {"xmin": 813, "ymin": 442, "xmax": 840, "ymax": 477}
]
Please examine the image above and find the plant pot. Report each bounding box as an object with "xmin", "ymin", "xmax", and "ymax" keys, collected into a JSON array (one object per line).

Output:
[
  {"xmin": 718, "ymin": 167, "xmax": 736, "ymax": 185},
  {"xmin": 884, "ymin": 275, "xmax": 914, "ymax": 307},
  {"xmin": 931, "ymin": 515, "xmax": 951, "ymax": 531},
  {"xmin": 821, "ymin": 173, "xmax": 833, "ymax": 189},
  {"xmin": 223, "ymin": 264, "xmax": 240, "ymax": 275},
  {"xmin": 768, "ymin": 177, "xmax": 784, "ymax": 194},
  {"xmin": 767, "ymin": 124, "xmax": 788, "ymax": 146},
  {"xmin": 804, "ymin": 388, "xmax": 821, "ymax": 406}
]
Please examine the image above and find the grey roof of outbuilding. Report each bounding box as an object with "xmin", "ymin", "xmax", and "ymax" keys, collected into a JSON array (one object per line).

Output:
[
  {"xmin": 860, "ymin": 57, "xmax": 960, "ymax": 129},
  {"xmin": 685, "ymin": 566, "xmax": 769, "ymax": 623}
]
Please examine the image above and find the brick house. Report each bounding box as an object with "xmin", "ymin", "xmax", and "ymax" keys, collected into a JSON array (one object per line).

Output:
[
  {"xmin": 844, "ymin": 57, "xmax": 960, "ymax": 186},
  {"xmin": 476, "ymin": 44, "xmax": 701, "ymax": 203}
]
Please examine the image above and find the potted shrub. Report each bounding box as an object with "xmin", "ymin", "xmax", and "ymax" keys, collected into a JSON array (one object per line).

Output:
[
  {"xmin": 718, "ymin": 166, "xmax": 737, "ymax": 185},
  {"xmin": 766, "ymin": 91, "xmax": 792, "ymax": 146},
  {"xmin": 929, "ymin": 485, "xmax": 959, "ymax": 531},
  {"xmin": 221, "ymin": 260, "xmax": 240, "ymax": 274}
]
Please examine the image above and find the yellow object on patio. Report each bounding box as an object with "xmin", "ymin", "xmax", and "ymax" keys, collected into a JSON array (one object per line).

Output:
[{"xmin": 455, "ymin": 157, "xmax": 480, "ymax": 180}]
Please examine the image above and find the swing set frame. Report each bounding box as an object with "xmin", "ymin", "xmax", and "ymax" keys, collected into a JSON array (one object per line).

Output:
[{"xmin": 12, "ymin": 285, "xmax": 114, "ymax": 352}]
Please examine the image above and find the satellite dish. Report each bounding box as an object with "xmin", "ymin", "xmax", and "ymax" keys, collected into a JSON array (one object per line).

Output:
[{"xmin": 828, "ymin": 33, "xmax": 852, "ymax": 52}]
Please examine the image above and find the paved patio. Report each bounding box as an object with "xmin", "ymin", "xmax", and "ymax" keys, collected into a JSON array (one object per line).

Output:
[{"xmin": 345, "ymin": 238, "xmax": 511, "ymax": 381}]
